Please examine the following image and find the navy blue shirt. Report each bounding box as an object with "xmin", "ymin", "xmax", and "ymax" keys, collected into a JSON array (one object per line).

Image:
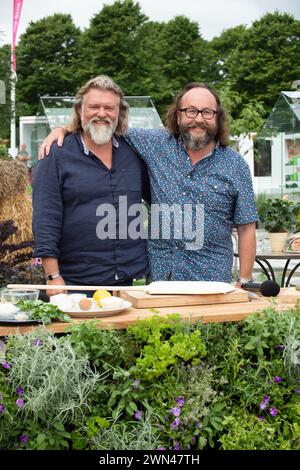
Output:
[
  {"xmin": 33, "ymin": 132, "xmax": 149, "ymax": 285},
  {"xmin": 126, "ymin": 128, "xmax": 258, "ymax": 283}
]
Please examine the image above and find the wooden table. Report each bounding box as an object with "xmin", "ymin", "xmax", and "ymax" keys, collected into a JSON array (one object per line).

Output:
[
  {"xmin": 1, "ymin": 288, "xmax": 299, "ymax": 337},
  {"xmin": 235, "ymin": 251, "xmax": 300, "ymax": 287}
]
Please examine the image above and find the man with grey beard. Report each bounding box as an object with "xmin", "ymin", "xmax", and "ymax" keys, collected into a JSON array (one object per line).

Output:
[
  {"xmin": 40, "ymin": 82, "xmax": 258, "ymax": 286},
  {"xmin": 33, "ymin": 76, "xmax": 149, "ymax": 297}
]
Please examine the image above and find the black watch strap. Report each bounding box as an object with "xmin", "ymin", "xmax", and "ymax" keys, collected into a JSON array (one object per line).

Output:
[{"xmin": 46, "ymin": 272, "xmax": 61, "ymax": 281}]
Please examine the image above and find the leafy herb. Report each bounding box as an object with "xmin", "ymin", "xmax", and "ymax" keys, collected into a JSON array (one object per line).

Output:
[{"xmin": 17, "ymin": 299, "xmax": 72, "ymax": 324}]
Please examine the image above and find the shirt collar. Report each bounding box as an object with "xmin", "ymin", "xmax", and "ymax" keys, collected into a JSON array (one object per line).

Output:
[{"xmin": 80, "ymin": 133, "xmax": 119, "ymax": 155}]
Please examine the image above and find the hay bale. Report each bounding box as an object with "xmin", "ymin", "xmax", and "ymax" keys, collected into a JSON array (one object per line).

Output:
[
  {"xmin": 0, "ymin": 194, "xmax": 32, "ymax": 243},
  {"xmin": 0, "ymin": 159, "xmax": 28, "ymax": 198},
  {"xmin": 0, "ymin": 159, "xmax": 33, "ymax": 261}
]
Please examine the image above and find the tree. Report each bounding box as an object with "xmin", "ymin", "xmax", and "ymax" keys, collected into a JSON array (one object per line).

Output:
[
  {"xmin": 0, "ymin": 44, "xmax": 12, "ymax": 139},
  {"xmin": 226, "ymin": 12, "xmax": 300, "ymax": 114},
  {"xmin": 130, "ymin": 21, "xmax": 171, "ymax": 115},
  {"xmin": 160, "ymin": 16, "xmax": 210, "ymax": 91},
  {"xmin": 79, "ymin": 0, "xmax": 147, "ymax": 92},
  {"xmin": 210, "ymin": 25, "xmax": 247, "ymax": 82},
  {"xmin": 16, "ymin": 14, "xmax": 82, "ymax": 115}
]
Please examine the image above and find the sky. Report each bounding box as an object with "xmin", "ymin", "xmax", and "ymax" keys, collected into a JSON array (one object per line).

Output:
[{"xmin": 1, "ymin": 0, "xmax": 300, "ymax": 46}]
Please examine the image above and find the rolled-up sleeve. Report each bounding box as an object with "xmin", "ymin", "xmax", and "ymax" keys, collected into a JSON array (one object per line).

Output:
[{"xmin": 32, "ymin": 150, "xmax": 63, "ymax": 258}]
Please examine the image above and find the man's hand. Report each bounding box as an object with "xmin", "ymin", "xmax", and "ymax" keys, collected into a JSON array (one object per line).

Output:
[
  {"xmin": 46, "ymin": 276, "xmax": 66, "ymax": 298},
  {"xmin": 39, "ymin": 127, "xmax": 67, "ymax": 159}
]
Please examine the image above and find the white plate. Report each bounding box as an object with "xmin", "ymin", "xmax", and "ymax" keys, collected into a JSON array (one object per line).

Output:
[{"xmin": 62, "ymin": 300, "xmax": 132, "ymax": 318}]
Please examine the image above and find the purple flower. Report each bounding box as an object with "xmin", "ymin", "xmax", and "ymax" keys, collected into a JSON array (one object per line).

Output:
[
  {"xmin": 176, "ymin": 396, "xmax": 185, "ymax": 407},
  {"xmin": 259, "ymin": 395, "xmax": 269, "ymax": 410},
  {"xmin": 16, "ymin": 398, "xmax": 24, "ymax": 408},
  {"xmin": 33, "ymin": 338, "xmax": 42, "ymax": 347},
  {"xmin": 0, "ymin": 404, "xmax": 5, "ymax": 414},
  {"xmin": 190, "ymin": 436, "xmax": 197, "ymax": 445},
  {"xmin": 275, "ymin": 345, "xmax": 285, "ymax": 351},
  {"xmin": 171, "ymin": 417, "xmax": 181, "ymax": 430},
  {"xmin": 258, "ymin": 415, "xmax": 265, "ymax": 421},
  {"xmin": 157, "ymin": 447, "xmax": 166, "ymax": 450},
  {"xmin": 2, "ymin": 361, "xmax": 11, "ymax": 370},
  {"xmin": 19, "ymin": 434, "xmax": 29, "ymax": 443},
  {"xmin": 132, "ymin": 379, "xmax": 140, "ymax": 389},
  {"xmin": 173, "ymin": 442, "xmax": 181, "ymax": 450},
  {"xmin": 16, "ymin": 386, "xmax": 24, "ymax": 397},
  {"xmin": 170, "ymin": 406, "xmax": 181, "ymax": 417},
  {"xmin": 134, "ymin": 410, "xmax": 142, "ymax": 421},
  {"xmin": 273, "ymin": 376, "xmax": 282, "ymax": 383},
  {"xmin": 31, "ymin": 257, "xmax": 42, "ymax": 267},
  {"xmin": 269, "ymin": 407, "xmax": 278, "ymax": 417},
  {"xmin": 295, "ymin": 389, "xmax": 300, "ymax": 394}
]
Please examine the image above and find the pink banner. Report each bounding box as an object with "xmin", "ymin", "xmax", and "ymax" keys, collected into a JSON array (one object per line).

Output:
[{"xmin": 12, "ymin": 0, "xmax": 24, "ymax": 71}]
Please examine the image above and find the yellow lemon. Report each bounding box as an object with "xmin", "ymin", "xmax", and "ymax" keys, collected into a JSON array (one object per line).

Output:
[{"xmin": 93, "ymin": 289, "xmax": 111, "ymax": 307}]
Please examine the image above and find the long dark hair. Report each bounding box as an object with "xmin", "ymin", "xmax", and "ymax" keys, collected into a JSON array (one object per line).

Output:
[{"xmin": 165, "ymin": 82, "xmax": 230, "ymax": 147}]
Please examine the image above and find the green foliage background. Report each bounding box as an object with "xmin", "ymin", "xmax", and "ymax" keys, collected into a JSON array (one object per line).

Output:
[{"xmin": 1, "ymin": 1, "xmax": 300, "ymax": 138}]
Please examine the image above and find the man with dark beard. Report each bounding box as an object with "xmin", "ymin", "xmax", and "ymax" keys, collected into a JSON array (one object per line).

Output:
[
  {"xmin": 40, "ymin": 82, "xmax": 257, "ymax": 286},
  {"xmin": 33, "ymin": 76, "xmax": 149, "ymax": 297}
]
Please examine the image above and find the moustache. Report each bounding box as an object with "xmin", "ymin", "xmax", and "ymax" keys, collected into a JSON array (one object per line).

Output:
[
  {"xmin": 91, "ymin": 118, "xmax": 112, "ymax": 125},
  {"xmin": 187, "ymin": 124, "xmax": 207, "ymax": 129}
]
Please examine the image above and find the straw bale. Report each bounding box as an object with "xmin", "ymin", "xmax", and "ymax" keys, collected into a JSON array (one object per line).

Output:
[
  {"xmin": 0, "ymin": 194, "xmax": 32, "ymax": 243},
  {"xmin": 0, "ymin": 159, "xmax": 28, "ymax": 198}
]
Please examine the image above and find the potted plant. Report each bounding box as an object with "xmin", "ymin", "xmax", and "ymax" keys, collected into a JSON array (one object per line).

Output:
[{"xmin": 258, "ymin": 197, "xmax": 299, "ymax": 251}]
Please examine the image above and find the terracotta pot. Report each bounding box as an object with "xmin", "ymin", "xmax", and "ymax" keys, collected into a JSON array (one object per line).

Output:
[{"xmin": 268, "ymin": 232, "xmax": 289, "ymax": 252}]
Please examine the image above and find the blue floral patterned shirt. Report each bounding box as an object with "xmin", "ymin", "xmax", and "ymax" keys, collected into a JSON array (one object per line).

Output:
[{"xmin": 126, "ymin": 128, "xmax": 258, "ymax": 283}]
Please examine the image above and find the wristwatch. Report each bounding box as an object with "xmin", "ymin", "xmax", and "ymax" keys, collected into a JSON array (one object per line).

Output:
[
  {"xmin": 237, "ymin": 278, "xmax": 253, "ymax": 285},
  {"xmin": 46, "ymin": 272, "xmax": 61, "ymax": 281}
]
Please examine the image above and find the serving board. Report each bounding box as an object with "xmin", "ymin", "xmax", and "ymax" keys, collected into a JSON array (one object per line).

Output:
[{"xmin": 119, "ymin": 288, "xmax": 248, "ymax": 309}]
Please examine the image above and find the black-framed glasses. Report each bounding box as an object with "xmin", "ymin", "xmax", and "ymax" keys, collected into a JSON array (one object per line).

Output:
[{"xmin": 178, "ymin": 108, "xmax": 217, "ymax": 120}]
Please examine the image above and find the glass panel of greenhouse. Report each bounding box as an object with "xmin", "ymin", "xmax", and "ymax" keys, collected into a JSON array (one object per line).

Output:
[
  {"xmin": 30, "ymin": 96, "xmax": 163, "ymax": 165},
  {"xmin": 254, "ymin": 91, "xmax": 300, "ymax": 201}
]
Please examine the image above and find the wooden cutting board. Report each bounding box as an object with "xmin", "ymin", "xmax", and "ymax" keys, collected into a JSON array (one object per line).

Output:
[
  {"xmin": 269, "ymin": 287, "xmax": 300, "ymax": 303},
  {"xmin": 119, "ymin": 288, "xmax": 248, "ymax": 308}
]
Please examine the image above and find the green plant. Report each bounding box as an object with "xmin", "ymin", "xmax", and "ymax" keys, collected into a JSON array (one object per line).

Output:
[
  {"xmin": 17, "ymin": 299, "xmax": 71, "ymax": 324},
  {"xmin": 0, "ymin": 144, "xmax": 9, "ymax": 160},
  {"xmin": 1, "ymin": 309, "xmax": 299, "ymax": 450},
  {"xmin": 258, "ymin": 197, "xmax": 299, "ymax": 232},
  {"xmin": 128, "ymin": 315, "xmax": 206, "ymax": 381},
  {"xmin": 90, "ymin": 412, "xmax": 164, "ymax": 450},
  {"xmin": 4, "ymin": 329, "xmax": 101, "ymax": 424}
]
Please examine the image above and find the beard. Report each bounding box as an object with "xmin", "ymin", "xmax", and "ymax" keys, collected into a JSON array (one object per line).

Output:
[
  {"xmin": 179, "ymin": 123, "xmax": 217, "ymax": 151},
  {"xmin": 83, "ymin": 117, "xmax": 117, "ymax": 145}
]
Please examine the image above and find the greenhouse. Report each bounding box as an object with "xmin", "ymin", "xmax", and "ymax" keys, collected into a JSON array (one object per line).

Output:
[
  {"xmin": 255, "ymin": 90, "xmax": 300, "ymax": 199},
  {"xmin": 30, "ymin": 96, "xmax": 164, "ymax": 164}
]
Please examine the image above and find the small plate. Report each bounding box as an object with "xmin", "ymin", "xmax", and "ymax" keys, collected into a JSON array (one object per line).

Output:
[
  {"xmin": 0, "ymin": 315, "xmax": 40, "ymax": 325},
  {"xmin": 62, "ymin": 300, "xmax": 132, "ymax": 318}
]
